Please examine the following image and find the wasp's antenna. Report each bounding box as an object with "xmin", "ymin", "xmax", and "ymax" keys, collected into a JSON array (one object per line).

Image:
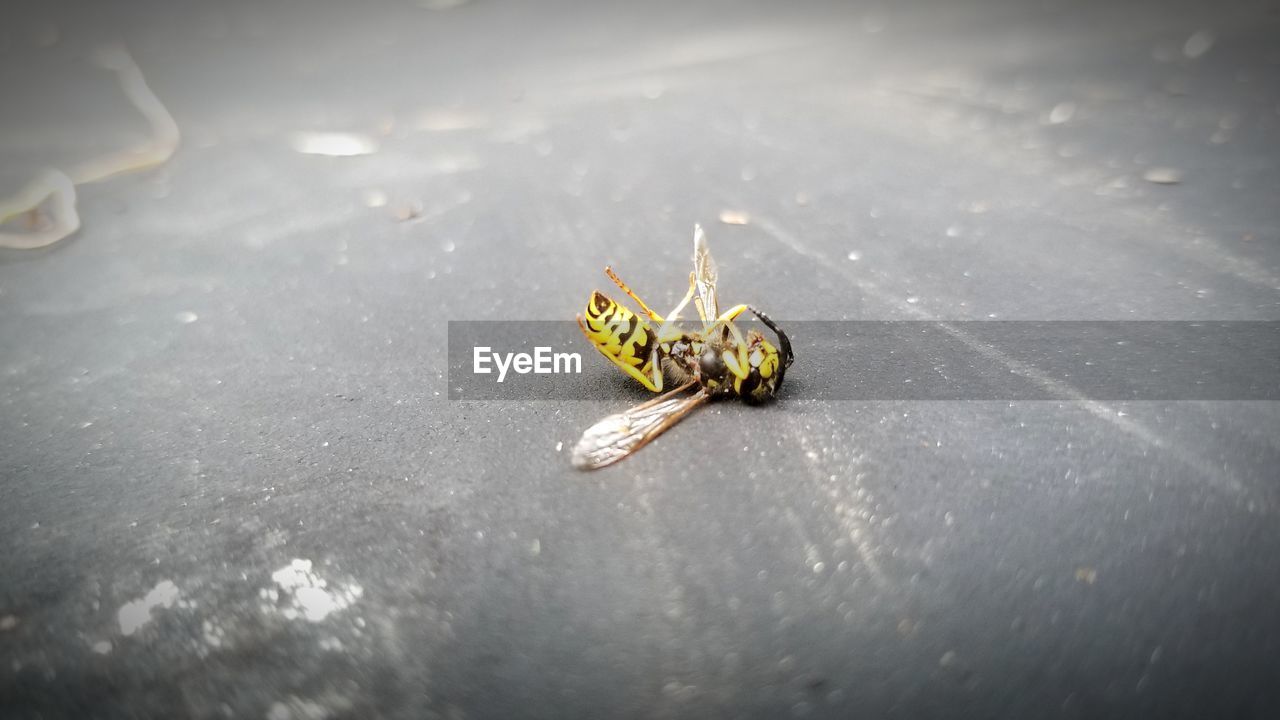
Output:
[{"xmin": 748, "ymin": 306, "xmax": 793, "ymax": 374}]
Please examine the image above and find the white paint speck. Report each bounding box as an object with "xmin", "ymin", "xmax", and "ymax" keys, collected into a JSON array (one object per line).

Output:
[
  {"xmin": 1142, "ymin": 166, "xmax": 1184, "ymax": 184},
  {"xmin": 265, "ymin": 695, "xmax": 344, "ymax": 720},
  {"xmin": 417, "ymin": 109, "xmax": 486, "ymax": 131},
  {"xmin": 1048, "ymin": 102, "xmax": 1076, "ymax": 125},
  {"xmin": 118, "ymin": 580, "xmax": 180, "ymax": 636},
  {"xmin": 202, "ymin": 619, "xmax": 226, "ymax": 648},
  {"xmin": 417, "ymin": 0, "xmax": 473, "ymax": 12},
  {"xmin": 555, "ymin": 441, "xmax": 563, "ymax": 452},
  {"xmin": 175, "ymin": 311, "xmax": 198, "ymax": 324},
  {"xmin": 906, "ymin": 296, "xmax": 920, "ymax": 304},
  {"xmin": 267, "ymin": 559, "xmax": 362, "ymax": 623},
  {"xmin": 92, "ymin": 641, "xmax": 112, "ymax": 654},
  {"xmin": 846, "ymin": 251, "xmax": 862, "ymax": 261},
  {"xmin": 1182, "ymin": 30, "xmax": 1215, "ymax": 59},
  {"xmin": 290, "ymin": 132, "xmax": 378, "ymax": 157}
]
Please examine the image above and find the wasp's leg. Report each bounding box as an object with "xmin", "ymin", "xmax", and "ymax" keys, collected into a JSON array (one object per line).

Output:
[
  {"xmin": 696, "ymin": 302, "xmax": 750, "ymax": 340},
  {"xmin": 604, "ymin": 266, "xmax": 664, "ymax": 322},
  {"xmin": 647, "ymin": 349, "xmax": 665, "ymax": 391},
  {"xmin": 663, "ymin": 273, "xmax": 698, "ymax": 322},
  {"xmin": 693, "ymin": 296, "xmax": 709, "ymax": 325},
  {"xmin": 700, "ymin": 304, "xmax": 752, "ymax": 380},
  {"xmin": 655, "ymin": 273, "xmax": 699, "ymax": 343},
  {"xmin": 721, "ymin": 322, "xmax": 752, "ymax": 380},
  {"xmin": 712, "ymin": 303, "xmax": 749, "ymax": 325},
  {"xmin": 701, "ymin": 304, "xmax": 750, "ymax": 340},
  {"xmin": 577, "ymin": 314, "xmax": 665, "ymax": 392}
]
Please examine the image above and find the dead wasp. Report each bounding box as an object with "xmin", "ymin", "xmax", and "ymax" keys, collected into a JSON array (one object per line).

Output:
[{"xmin": 572, "ymin": 224, "xmax": 794, "ymax": 469}]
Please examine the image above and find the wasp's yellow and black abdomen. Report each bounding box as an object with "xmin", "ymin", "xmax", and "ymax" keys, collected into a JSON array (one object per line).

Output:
[{"xmin": 578, "ymin": 291, "xmax": 663, "ymax": 391}]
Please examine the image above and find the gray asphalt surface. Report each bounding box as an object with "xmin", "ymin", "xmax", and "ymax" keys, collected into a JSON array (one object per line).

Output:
[{"xmin": 2, "ymin": 0, "xmax": 1279, "ymax": 718}]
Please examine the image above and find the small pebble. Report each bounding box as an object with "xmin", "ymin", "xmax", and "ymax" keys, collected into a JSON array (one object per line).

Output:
[{"xmin": 392, "ymin": 203, "xmax": 422, "ymax": 222}]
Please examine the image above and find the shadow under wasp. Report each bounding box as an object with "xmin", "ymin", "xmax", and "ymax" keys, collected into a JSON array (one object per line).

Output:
[{"xmin": 572, "ymin": 224, "xmax": 794, "ymax": 469}]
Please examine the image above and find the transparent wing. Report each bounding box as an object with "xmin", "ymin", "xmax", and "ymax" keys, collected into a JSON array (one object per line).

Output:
[
  {"xmin": 572, "ymin": 387, "xmax": 709, "ymax": 470},
  {"xmin": 693, "ymin": 224, "xmax": 719, "ymax": 322}
]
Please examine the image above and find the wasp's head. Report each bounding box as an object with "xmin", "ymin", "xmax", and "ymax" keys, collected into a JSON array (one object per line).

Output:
[{"xmin": 738, "ymin": 307, "xmax": 793, "ymax": 404}]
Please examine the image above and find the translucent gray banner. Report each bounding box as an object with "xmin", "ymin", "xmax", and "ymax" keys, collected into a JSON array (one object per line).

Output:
[{"xmin": 447, "ymin": 321, "xmax": 1280, "ymax": 401}]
